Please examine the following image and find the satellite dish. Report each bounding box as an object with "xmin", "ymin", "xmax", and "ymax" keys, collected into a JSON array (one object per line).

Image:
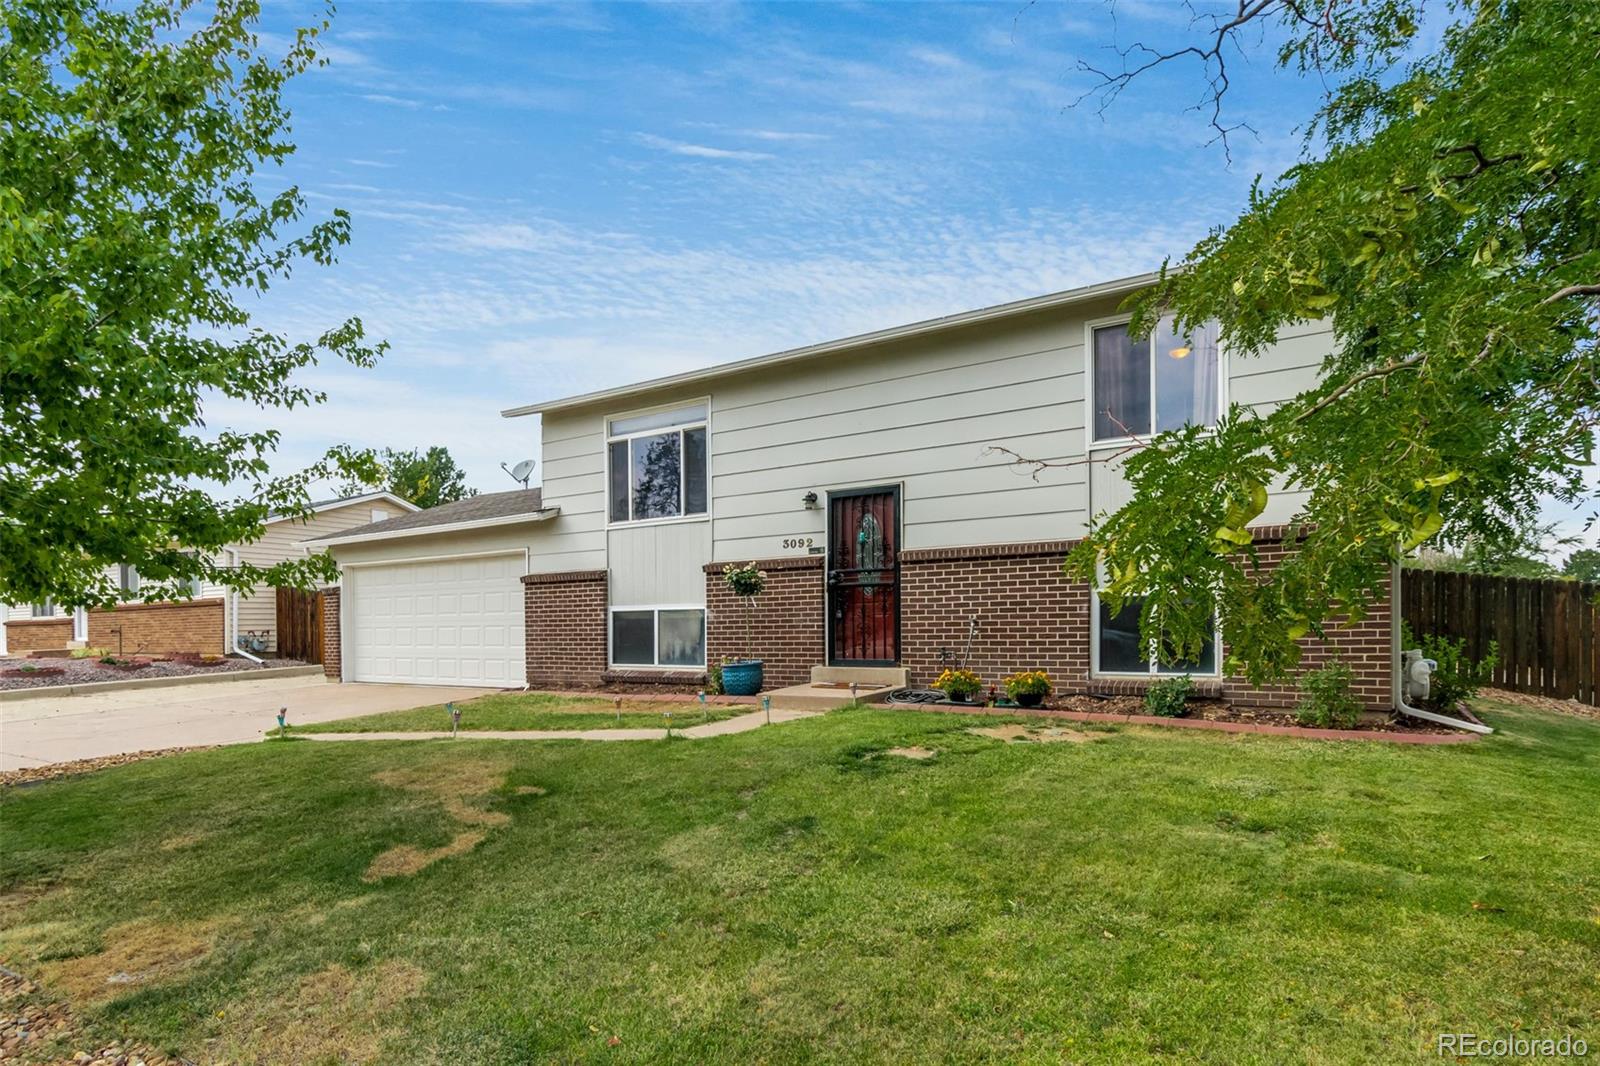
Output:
[{"xmin": 501, "ymin": 458, "xmax": 536, "ymax": 488}]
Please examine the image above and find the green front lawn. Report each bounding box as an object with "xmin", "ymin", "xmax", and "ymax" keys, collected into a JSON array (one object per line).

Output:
[
  {"xmin": 291, "ymin": 691, "xmax": 744, "ymax": 733},
  {"xmin": 2, "ymin": 698, "xmax": 1597, "ymax": 1063}
]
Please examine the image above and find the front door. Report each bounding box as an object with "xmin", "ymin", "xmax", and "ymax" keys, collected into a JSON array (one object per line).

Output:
[{"xmin": 827, "ymin": 486, "xmax": 900, "ymax": 665}]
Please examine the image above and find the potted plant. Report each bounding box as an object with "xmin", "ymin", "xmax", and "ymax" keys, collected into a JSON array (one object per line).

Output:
[
  {"xmin": 934, "ymin": 668, "xmax": 983, "ymax": 703},
  {"xmin": 1003, "ymin": 670, "xmax": 1052, "ymax": 708},
  {"xmin": 719, "ymin": 561, "xmax": 767, "ymax": 695}
]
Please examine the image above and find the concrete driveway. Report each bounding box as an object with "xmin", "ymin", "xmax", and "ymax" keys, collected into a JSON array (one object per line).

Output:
[{"xmin": 0, "ymin": 676, "xmax": 491, "ymax": 771}]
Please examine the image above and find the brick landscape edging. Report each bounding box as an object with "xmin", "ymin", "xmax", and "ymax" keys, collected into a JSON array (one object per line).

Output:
[{"xmin": 888, "ymin": 702, "xmax": 1478, "ymax": 744}]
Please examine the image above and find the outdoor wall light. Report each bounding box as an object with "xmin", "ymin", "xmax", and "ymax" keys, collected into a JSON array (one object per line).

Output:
[
  {"xmin": 1169, "ymin": 345, "xmax": 1192, "ymax": 359},
  {"xmin": 802, "ymin": 491, "xmax": 819, "ymax": 509}
]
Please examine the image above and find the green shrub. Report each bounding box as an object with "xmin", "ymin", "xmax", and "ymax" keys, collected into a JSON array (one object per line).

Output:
[
  {"xmin": 706, "ymin": 660, "xmax": 724, "ymax": 697},
  {"xmin": 1144, "ymin": 675, "xmax": 1193, "ymax": 717},
  {"xmin": 1296, "ymin": 661, "xmax": 1363, "ymax": 730},
  {"xmin": 1402, "ymin": 624, "xmax": 1497, "ymax": 711}
]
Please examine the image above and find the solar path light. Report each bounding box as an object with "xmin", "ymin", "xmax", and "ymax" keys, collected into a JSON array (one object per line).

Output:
[
  {"xmin": 276, "ymin": 706, "xmax": 287, "ymax": 739},
  {"xmin": 761, "ymin": 695, "xmax": 772, "ymax": 725},
  {"xmin": 449, "ymin": 702, "xmax": 461, "ymax": 739}
]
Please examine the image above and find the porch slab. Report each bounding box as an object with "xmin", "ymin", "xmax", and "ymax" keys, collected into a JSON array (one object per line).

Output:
[
  {"xmin": 808, "ymin": 665, "xmax": 908, "ymax": 687},
  {"xmin": 765, "ymin": 681, "xmax": 899, "ymax": 711}
]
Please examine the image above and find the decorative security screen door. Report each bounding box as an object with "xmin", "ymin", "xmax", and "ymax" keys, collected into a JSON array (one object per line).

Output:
[{"xmin": 827, "ymin": 486, "xmax": 900, "ymax": 666}]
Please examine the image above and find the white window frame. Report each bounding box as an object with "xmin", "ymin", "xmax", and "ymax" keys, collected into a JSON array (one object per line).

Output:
[
  {"xmin": 1089, "ymin": 589, "xmax": 1222, "ymax": 678},
  {"xmin": 1084, "ymin": 313, "xmax": 1228, "ymax": 450},
  {"xmin": 118, "ymin": 563, "xmax": 141, "ymax": 599},
  {"xmin": 31, "ymin": 599, "xmax": 55, "ymax": 618},
  {"xmin": 603, "ymin": 398, "xmax": 711, "ymax": 528},
  {"xmin": 607, "ymin": 604, "xmax": 707, "ymax": 671}
]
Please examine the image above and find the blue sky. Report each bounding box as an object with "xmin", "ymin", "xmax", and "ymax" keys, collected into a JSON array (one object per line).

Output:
[{"xmin": 221, "ymin": 1, "xmax": 1591, "ymax": 556}]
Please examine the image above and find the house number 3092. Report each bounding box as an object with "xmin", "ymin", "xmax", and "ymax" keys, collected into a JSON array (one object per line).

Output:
[{"xmin": 782, "ymin": 537, "xmax": 814, "ymax": 549}]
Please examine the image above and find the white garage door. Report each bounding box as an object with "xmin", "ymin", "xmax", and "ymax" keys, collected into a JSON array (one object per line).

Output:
[{"xmin": 346, "ymin": 553, "xmax": 525, "ymax": 687}]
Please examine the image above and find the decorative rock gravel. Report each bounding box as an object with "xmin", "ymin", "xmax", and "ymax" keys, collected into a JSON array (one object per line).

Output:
[
  {"xmin": 0, "ymin": 969, "xmax": 179, "ymax": 1065},
  {"xmin": 0, "ymin": 657, "xmax": 305, "ymax": 693},
  {"xmin": 0, "ymin": 749, "xmax": 212, "ymax": 790}
]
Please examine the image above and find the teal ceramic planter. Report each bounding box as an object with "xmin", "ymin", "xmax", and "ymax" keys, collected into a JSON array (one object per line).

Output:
[{"xmin": 721, "ymin": 659, "xmax": 764, "ymax": 696}]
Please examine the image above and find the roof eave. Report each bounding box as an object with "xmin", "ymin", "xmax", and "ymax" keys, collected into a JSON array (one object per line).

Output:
[
  {"xmin": 500, "ymin": 272, "xmax": 1158, "ymax": 419},
  {"xmin": 300, "ymin": 507, "xmax": 560, "ymax": 549}
]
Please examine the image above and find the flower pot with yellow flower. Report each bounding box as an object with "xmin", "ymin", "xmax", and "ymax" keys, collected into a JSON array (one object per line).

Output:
[
  {"xmin": 934, "ymin": 668, "xmax": 983, "ymax": 704},
  {"xmin": 1003, "ymin": 670, "xmax": 1053, "ymax": 709}
]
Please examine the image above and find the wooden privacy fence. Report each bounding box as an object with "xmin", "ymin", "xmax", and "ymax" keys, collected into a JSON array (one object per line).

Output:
[
  {"xmin": 1402, "ymin": 569, "xmax": 1598, "ymax": 706},
  {"xmin": 275, "ymin": 587, "xmax": 324, "ymax": 664}
]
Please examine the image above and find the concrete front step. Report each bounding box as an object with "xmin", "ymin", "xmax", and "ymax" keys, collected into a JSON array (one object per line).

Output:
[
  {"xmin": 765, "ymin": 681, "xmax": 900, "ymax": 711},
  {"xmin": 808, "ymin": 665, "xmax": 908, "ymax": 687}
]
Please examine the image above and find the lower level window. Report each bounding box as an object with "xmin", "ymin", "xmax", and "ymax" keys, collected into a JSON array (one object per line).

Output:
[
  {"xmin": 1095, "ymin": 594, "xmax": 1217, "ymax": 675},
  {"xmin": 611, "ymin": 607, "xmax": 705, "ymax": 668}
]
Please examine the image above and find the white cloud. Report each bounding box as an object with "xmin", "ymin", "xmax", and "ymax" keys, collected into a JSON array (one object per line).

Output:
[{"xmin": 634, "ymin": 133, "xmax": 776, "ymax": 161}]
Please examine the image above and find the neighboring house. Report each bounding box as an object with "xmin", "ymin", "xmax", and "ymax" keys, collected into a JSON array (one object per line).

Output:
[
  {"xmin": 3, "ymin": 492, "xmax": 417, "ymax": 658},
  {"xmin": 311, "ymin": 272, "xmax": 1396, "ymax": 709}
]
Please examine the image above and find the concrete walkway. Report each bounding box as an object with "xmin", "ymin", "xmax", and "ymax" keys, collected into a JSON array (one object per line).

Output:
[
  {"xmin": 298, "ymin": 707, "xmax": 821, "ymax": 743},
  {"xmin": 0, "ymin": 676, "xmax": 489, "ymax": 770}
]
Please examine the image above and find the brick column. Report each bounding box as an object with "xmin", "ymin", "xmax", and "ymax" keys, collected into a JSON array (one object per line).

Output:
[
  {"xmin": 523, "ymin": 570, "xmax": 608, "ymax": 688},
  {"xmin": 321, "ymin": 587, "xmax": 342, "ymax": 680},
  {"xmin": 704, "ymin": 556, "xmax": 826, "ymax": 690}
]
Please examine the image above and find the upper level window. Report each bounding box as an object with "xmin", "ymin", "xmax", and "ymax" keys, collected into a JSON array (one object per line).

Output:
[
  {"xmin": 607, "ymin": 403, "xmax": 708, "ymax": 523},
  {"xmin": 118, "ymin": 564, "xmax": 141, "ymax": 599},
  {"xmin": 1091, "ymin": 317, "xmax": 1219, "ymax": 443},
  {"xmin": 31, "ymin": 599, "xmax": 54, "ymax": 618}
]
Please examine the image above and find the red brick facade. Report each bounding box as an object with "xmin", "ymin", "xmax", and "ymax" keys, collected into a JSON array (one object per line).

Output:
[
  {"xmin": 523, "ymin": 569, "xmax": 609, "ymax": 688},
  {"xmin": 898, "ymin": 533, "xmax": 1393, "ymax": 710},
  {"xmin": 87, "ymin": 599, "xmax": 225, "ymax": 656},
  {"xmin": 704, "ymin": 555, "xmax": 826, "ymax": 690},
  {"xmin": 5, "ymin": 601, "xmax": 228, "ymax": 657},
  {"xmin": 4, "ymin": 617, "xmax": 73, "ymax": 654},
  {"xmin": 899, "ymin": 541, "xmax": 1094, "ymax": 696},
  {"xmin": 322, "ymin": 586, "xmax": 342, "ymax": 679}
]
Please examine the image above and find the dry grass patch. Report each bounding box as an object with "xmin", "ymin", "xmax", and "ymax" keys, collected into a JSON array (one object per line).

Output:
[
  {"xmin": 158, "ymin": 830, "xmax": 208, "ymax": 851},
  {"xmin": 39, "ymin": 918, "xmax": 216, "ymax": 1004},
  {"xmin": 884, "ymin": 746, "xmax": 936, "ymax": 760},
  {"xmin": 363, "ymin": 757, "xmax": 514, "ymax": 882},
  {"xmin": 968, "ymin": 723, "xmax": 1098, "ymax": 744},
  {"xmin": 211, "ymin": 958, "xmax": 426, "ymax": 1065}
]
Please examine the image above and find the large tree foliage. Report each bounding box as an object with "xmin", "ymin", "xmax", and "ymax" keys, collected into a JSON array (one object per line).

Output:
[
  {"xmin": 1062, "ymin": 0, "xmax": 1598, "ymax": 683},
  {"xmin": 341, "ymin": 446, "xmax": 476, "ymax": 511},
  {"xmin": 0, "ymin": 0, "xmax": 381, "ymax": 608}
]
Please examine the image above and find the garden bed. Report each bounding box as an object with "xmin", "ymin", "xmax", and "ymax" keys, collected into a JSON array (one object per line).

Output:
[
  {"xmin": 896, "ymin": 692, "xmax": 1465, "ymax": 737},
  {"xmin": 0, "ymin": 656, "xmax": 306, "ymax": 692}
]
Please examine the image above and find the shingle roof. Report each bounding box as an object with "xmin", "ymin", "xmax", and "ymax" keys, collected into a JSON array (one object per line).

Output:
[{"xmin": 304, "ymin": 489, "xmax": 547, "ymax": 543}]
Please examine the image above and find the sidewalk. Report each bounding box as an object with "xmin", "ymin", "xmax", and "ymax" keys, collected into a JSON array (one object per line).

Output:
[{"xmin": 296, "ymin": 707, "xmax": 821, "ymax": 743}]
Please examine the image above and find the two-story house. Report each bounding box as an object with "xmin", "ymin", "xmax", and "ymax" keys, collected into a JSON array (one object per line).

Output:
[{"xmin": 310, "ymin": 273, "xmax": 1396, "ymax": 709}]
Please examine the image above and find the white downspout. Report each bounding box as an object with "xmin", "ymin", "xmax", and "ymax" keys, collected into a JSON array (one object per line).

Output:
[
  {"xmin": 1390, "ymin": 563, "xmax": 1492, "ymax": 735},
  {"xmin": 228, "ymin": 547, "xmax": 264, "ymax": 664}
]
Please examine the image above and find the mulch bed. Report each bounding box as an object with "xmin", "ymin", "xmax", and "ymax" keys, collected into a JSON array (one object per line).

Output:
[
  {"xmin": 909, "ymin": 692, "xmax": 1465, "ymax": 736},
  {"xmin": 0, "ymin": 748, "xmax": 213, "ymax": 790},
  {"xmin": 0, "ymin": 656, "xmax": 305, "ymax": 692},
  {"xmin": 1479, "ymin": 686, "xmax": 1600, "ymax": 724}
]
